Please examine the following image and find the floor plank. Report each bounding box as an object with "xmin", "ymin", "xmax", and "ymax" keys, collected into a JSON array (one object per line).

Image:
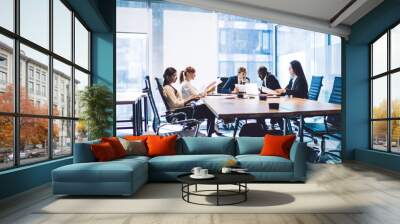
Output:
[{"xmin": 1, "ymin": 162, "xmax": 400, "ymax": 224}]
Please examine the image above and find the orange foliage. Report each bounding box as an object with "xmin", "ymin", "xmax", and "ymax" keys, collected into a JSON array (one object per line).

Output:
[{"xmin": 0, "ymin": 84, "xmax": 60, "ymax": 149}]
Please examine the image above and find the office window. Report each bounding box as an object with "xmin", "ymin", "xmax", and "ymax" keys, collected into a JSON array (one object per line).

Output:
[
  {"xmin": 391, "ymin": 24, "xmax": 400, "ymax": 70},
  {"xmin": 0, "ymin": 0, "xmax": 14, "ymax": 31},
  {"xmin": 53, "ymin": 59, "xmax": 72, "ymax": 117},
  {"xmin": 74, "ymin": 18, "xmax": 89, "ymax": 70},
  {"xmin": 53, "ymin": 119, "xmax": 72, "ymax": 158},
  {"xmin": 20, "ymin": 44, "xmax": 49, "ymax": 115},
  {"xmin": 20, "ymin": 0, "xmax": 49, "ymax": 49},
  {"xmin": 74, "ymin": 69, "xmax": 89, "ymax": 118},
  {"xmin": 116, "ymin": 0, "xmax": 342, "ymax": 134},
  {"xmin": 19, "ymin": 117, "xmax": 49, "ymax": 165},
  {"xmin": 0, "ymin": 1, "xmax": 91, "ymax": 170},
  {"xmin": 0, "ymin": 35, "xmax": 13, "ymax": 112},
  {"xmin": 53, "ymin": 0, "xmax": 72, "ymax": 60},
  {"xmin": 0, "ymin": 116, "xmax": 13, "ymax": 169},
  {"xmin": 370, "ymin": 23, "xmax": 400, "ymax": 153},
  {"xmin": 277, "ymin": 27, "xmax": 341, "ymax": 103}
]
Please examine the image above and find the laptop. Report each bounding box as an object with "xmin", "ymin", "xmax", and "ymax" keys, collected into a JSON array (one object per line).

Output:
[{"xmin": 245, "ymin": 83, "xmax": 259, "ymax": 95}]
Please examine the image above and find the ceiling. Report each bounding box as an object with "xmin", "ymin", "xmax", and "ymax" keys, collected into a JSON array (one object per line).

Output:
[{"xmin": 167, "ymin": 0, "xmax": 384, "ymax": 38}]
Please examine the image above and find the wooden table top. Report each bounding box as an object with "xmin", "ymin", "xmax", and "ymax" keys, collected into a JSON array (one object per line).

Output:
[{"xmin": 203, "ymin": 95, "xmax": 341, "ymax": 119}]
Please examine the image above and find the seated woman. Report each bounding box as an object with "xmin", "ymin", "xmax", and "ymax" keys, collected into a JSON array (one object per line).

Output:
[
  {"xmin": 220, "ymin": 67, "xmax": 250, "ymax": 94},
  {"xmin": 275, "ymin": 60, "xmax": 309, "ymax": 133},
  {"xmin": 162, "ymin": 67, "xmax": 217, "ymax": 137},
  {"xmin": 180, "ymin": 66, "xmax": 216, "ymax": 100},
  {"xmin": 275, "ymin": 60, "xmax": 309, "ymax": 99}
]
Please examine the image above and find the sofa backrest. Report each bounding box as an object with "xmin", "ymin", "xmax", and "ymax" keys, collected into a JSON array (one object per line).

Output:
[
  {"xmin": 73, "ymin": 140, "xmax": 100, "ymax": 163},
  {"xmin": 235, "ymin": 137, "xmax": 264, "ymax": 155},
  {"xmin": 177, "ymin": 137, "xmax": 235, "ymax": 155}
]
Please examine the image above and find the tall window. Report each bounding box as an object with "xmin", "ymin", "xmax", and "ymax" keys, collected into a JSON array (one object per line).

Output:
[
  {"xmin": 370, "ymin": 23, "xmax": 400, "ymax": 153},
  {"xmin": 0, "ymin": 0, "xmax": 91, "ymax": 170},
  {"xmin": 116, "ymin": 0, "xmax": 342, "ymax": 136}
]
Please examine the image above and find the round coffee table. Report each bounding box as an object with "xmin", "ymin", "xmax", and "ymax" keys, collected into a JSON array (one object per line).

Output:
[{"xmin": 177, "ymin": 173, "xmax": 255, "ymax": 206}]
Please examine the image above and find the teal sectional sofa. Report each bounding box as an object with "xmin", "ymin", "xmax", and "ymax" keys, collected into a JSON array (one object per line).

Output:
[{"xmin": 52, "ymin": 137, "xmax": 307, "ymax": 196}]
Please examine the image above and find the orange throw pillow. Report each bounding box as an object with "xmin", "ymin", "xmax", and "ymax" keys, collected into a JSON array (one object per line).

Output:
[
  {"xmin": 146, "ymin": 135, "xmax": 177, "ymax": 157},
  {"xmin": 259, "ymin": 134, "xmax": 296, "ymax": 159},
  {"xmin": 91, "ymin": 142, "xmax": 117, "ymax": 162},
  {"xmin": 101, "ymin": 137, "xmax": 127, "ymax": 158}
]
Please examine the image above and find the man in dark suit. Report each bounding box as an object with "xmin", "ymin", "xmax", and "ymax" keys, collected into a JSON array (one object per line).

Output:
[
  {"xmin": 257, "ymin": 66, "xmax": 282, "ymax": 130},
  {"xmin": 220, "ymin": 67, "xmax": 250, "ymax": 94},
  {"xmin": 258, "ymin": 66, "xmax": 281, "ymax": 90}
]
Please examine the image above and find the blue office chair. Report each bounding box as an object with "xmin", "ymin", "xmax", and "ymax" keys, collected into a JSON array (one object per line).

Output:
[
  {"xmin": 303, "ymin": 77, "xmax": 342, "ymax": 162},
  {"xmin": 308, "ymin": 76, "xmax": 323, "ymax": 101},
  {"xmin": 217, "ymin": 76, "xmax": 229, "ymax": 94}
]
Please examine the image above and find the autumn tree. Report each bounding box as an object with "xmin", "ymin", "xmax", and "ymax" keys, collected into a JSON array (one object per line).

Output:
[
  {"xmin": 372, "ymin": 99, "xmax": 400, "ymax": 143},
  {"xmin": 0, "ymin": 84, "xmax": 60, "ymax": 153}
]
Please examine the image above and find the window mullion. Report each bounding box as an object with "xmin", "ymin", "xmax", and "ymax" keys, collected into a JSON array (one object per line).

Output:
[
  {"xmin": 13, "ymin": 0, "xmax": 21, "ymax": 167},
  {"xmin": 49, "ymin": 0, "xmax": 54, "ymax": 160},
  {"xmin": 71, "ymin": 10, "xmax": 76, "ymax": 153}
]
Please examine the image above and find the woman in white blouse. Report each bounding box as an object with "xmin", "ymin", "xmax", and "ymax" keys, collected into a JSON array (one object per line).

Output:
[
  {"xmin": 162, "ymin": 67, "xmax": 217, "ymax": 136},
  {"xmin": 180, "ymin": 66, "xmax": 217, "ymax": 100},
  {"xmin": 180, "ymin": 66, "xmax": 201, "ymax": 100}
]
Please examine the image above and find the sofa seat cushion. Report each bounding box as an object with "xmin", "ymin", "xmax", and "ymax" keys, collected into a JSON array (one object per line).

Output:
[
  {"xmin": 149, "ymin": 155, "xmax": 235, "ymax": 172},
  {"xmin": 53, "ymin": 159, "xmax": 147, "ymax": 183},
  {"xmin": 236, "ymin": 155, "xmax": 293, "ymax": 172}
]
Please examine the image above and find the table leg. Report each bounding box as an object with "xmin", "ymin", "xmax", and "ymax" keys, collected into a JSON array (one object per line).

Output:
[
  {"xmin": 233, "ymin": 118, "xmax": 240, "ymax": 137},
  {"xmin": 138, "ymin": 99, "xmax": 142, "ymax": 134},
  {"xmin": 283, "ymin": 118, "xmax": 287, "ymax": 135},
  {"xmin": 144, "ymin": 96, "xmax": 148, "ymax": 132},
  {"xmin": 132, "ymin": 102, "xmax": 137, "ymax": 135},
  {"xmin": 187, "ymin": 184, "xmax": 190, "ymax": 202},
  {"xmin": 195, "ymin": 184, "xmax": 197, "ymax": 192},
  {"xmin": 245, "ymin": 183, "xmax": 248, "ymax": 201},
  {"xmin": 299, "ymin": 114, "xmax": 304, "ymax": 142},
  {"xmin": 217, "ymin": 184, "xmax": 220, "ymax": 206}
]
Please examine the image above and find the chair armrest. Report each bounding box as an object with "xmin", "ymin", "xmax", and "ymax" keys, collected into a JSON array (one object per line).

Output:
[{"xmin": 289, "ymin": 141, "xmax": 307, "ymax": 182}]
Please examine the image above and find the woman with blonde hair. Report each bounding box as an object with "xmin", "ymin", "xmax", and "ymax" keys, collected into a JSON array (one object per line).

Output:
[
  {"xmin": 162, "ymin": 67, "xmax": 218, "ymax": 136},
  {"xmin": 180, "ymin": 66, "xmax": 217, "ymax": 100}
]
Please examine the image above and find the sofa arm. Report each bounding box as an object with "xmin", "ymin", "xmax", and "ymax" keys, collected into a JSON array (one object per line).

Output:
[
  {"xmin": 73, "ymin": 140, "xmax": 100, "ymax": 163},
  {"xmin": 289, "ymin": 141, "xmax": 307, "ymax": 181}
]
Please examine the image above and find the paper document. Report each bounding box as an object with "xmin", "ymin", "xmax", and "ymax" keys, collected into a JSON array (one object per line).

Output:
[
  {"xmin": 204, "ymin": 78, "xmax": 222, "ymax": 94},
  {"xmin": 261, "ymin": 86, "xmax": 278, "ymax": 95}
]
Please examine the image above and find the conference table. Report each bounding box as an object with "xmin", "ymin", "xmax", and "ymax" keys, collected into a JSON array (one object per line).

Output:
[{"xmin": 203, "ymin": 95, "xmax": 341, "ymax": 141}]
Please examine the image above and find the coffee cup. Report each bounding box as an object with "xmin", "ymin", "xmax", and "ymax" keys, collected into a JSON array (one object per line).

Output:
[
  {"xmin": 199, "ymin": 169, "xmax": 208, "ymax": 176},
  {"xmin": 237, "ymin": 92, "xmax": 245, "ymax": 98},
  {"xmin": 269, "ymin": 103, "xmax": 279, "ymax": 110},
  {"xmin": 259, "ymin": 94, "xmax": 267, "ymax": 101},
  {"xmin": 221, "ymin": 167, "xmax": 232, "ymax": 174},
  {"xmin": 191, "ymin": 167, "xmax": 202, "ymax": 176}
]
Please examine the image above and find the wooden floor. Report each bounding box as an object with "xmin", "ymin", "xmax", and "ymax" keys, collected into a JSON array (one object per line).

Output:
[{"xmin": 1, "ymin": 162, "xmax": 400, "ymax": 224}]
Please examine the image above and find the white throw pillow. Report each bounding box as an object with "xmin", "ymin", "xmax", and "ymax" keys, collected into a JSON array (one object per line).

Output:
[{"xmin": 119, "ymin": 138, "xmax": 147, "ymax": 156}]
